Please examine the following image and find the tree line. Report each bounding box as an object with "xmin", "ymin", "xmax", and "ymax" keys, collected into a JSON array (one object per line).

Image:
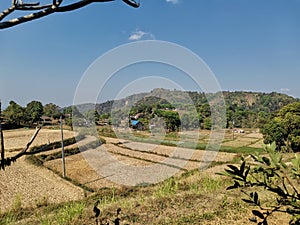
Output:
[
  {"xmin": 2, "ymin": 89, "xmax": 300, "ymax": 152},
  {"xmin": 2, "ymin": 100, "xmax": 61, "ymax": 127}
]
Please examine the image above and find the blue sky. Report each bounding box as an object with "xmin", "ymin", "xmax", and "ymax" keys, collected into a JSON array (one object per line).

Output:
[{"xmin": 1, "ymin": 0, "xmax": 300, "ymax": 108}]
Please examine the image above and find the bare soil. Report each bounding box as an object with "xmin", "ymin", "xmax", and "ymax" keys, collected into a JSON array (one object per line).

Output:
[{"xmin": 0, "ymin": 129, "xmax": 84, "ymax": 212}]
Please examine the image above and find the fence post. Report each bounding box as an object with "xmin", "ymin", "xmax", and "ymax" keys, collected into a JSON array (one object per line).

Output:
[{"xmin": 60, "ymin": 115, "xmax": 66, "ymax": 178}]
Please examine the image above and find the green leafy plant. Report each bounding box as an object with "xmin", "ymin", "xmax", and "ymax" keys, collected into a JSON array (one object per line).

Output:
[{"xmin": 218, "ymin": 142, "xmax": 300, "ymax": 224}]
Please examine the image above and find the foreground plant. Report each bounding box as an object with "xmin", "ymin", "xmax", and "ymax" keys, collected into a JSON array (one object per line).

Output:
[{"xmin": 218, "ymin": 142, "xmax": 300, "ymax": 225}]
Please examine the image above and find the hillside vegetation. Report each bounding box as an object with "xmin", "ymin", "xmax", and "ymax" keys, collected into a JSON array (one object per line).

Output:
[{"xmin": 93, "ymin": 89, "xmax": 298, "ymax": 130}]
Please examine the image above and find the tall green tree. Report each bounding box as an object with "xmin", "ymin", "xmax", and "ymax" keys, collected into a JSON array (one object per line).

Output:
[
  {"xmin": 43, "ymin": 103, "xmax": 61, "ymax": 119},
  {"xmin": 2, "ymin": 101, "xmax": 25, "ymax": 125},
  {"xmin": 25, "ymin": 101, "xmax": 43, "ymax": 125},
  {"xmin": 262, "ymin": 102, "xmax": 300, "ymax": 152}
]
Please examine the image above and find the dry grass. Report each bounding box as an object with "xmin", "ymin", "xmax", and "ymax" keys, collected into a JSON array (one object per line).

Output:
[
  {"xmin": 1, "ymin": 127, "xmax": 290, "ymax": 225},
  {"xmin": 3, "ymin": 128, "xmax": 75, "ymax": 151},
  {"xmin": 1, "ymin": 128, "xmax": 84, "ymax": 212}
]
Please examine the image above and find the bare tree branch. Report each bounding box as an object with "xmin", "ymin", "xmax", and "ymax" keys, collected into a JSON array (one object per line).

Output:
[
  {"xmin": 0, "ymin": 5, "xmax": 16, "ymax": 22},
  {"xmin": 0, "ymin": 126, "xmax": 42, "ymax": 169},
  {"xmin": 11, "ymin": 126, "xmax": 42, "ymax": 160},
  {"xmin": 0, "ymin": 0, "xmax": 139, "ymax": 29}
]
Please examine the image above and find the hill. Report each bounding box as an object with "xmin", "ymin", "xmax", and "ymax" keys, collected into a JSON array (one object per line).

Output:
[{"xmin": 92, "ymin": 89, "xmax": 298, "ymax": 129}]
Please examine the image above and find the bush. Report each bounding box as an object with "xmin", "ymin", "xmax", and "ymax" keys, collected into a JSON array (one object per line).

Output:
[{"xmin": 218, "ymin": 143, "xmax": 300, "ymax": 224}]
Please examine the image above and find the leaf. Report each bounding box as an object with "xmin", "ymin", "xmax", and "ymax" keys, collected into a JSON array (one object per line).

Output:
[
  {"xmin": 240, "ymin": 161, "xmax": 246, "ymax": 174},
  {"xmin": 262, "ymin": 157, "xmax": 271, "ymax": 166},
  {"xmin": 242, "ymin": 198, "xmax": 254, "ymax": 204},
  {"xmin": 226, "ymin": 185, "xmax": 237, "ymax": 190},
  {"xmin": 227, "ymin": 165, "xmax": 240, "ymax": 173},
  {"xmin": 250, "ymin": 154, "xmax": 260, "ymax": 162},
  {"xmin": 252, "ymin": 210, "xmax": 264, "ymax": 219},
  {"xmin": 216, "ymin": 171, "xmax": 230, "ymax": 177},
  {"xmin": 270, "ymin": 142, "xmax": 276, "ymax": 152},
  {"xmin": 244, "ymin": 167, "xmax": 250, "ymax": 179},
  {"xmin": 226, "ymin": 180, "xmax": 241, "ymax": 190},
  {"xmin": 253, "ymin": 192, "xmax": 260, "ymax": 205},
  {"xmin": 224, "ymin": 170, "xmax": 244, "ymax": 181}
]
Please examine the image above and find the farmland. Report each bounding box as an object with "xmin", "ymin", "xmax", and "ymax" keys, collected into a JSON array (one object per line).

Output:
[{"xmin": 0, "ymin": 127, "xmax": 289, "ymax": 224}]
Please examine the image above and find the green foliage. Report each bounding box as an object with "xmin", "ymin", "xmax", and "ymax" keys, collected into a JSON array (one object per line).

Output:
[
  {"xmin": 262, "ymin": 102, "xmax": 300, "ymax": 152},
  {"xmin": 56, "ymin": 202, "xmax": 85, "ymax": 225},
  {"xmin": 155, "ymin": 177, "xmax": 179, "ymax": 197},
  {"xmin": 25, "ymin": 101, "xmax": 43, "ymax": 125},
  {"xmin": 84, "ymin": 109, "xmax": 99, "ymax": 123},
  {"xmin": 0, "ymin": 212, "xmax": 17, "ymax": 225},
  {"xmin": 11, "ymin": 194, "xmax": 22, "ymax": 211},
  {"xmin": 2, "ymin": 101, "xmax": 25, "ymax": 126},
  {"xmin": 43, "ymin": 103, "xmax": 61, "ymax": 119},
  {"xmin": 262, "ymin": 120, "xmax": 286, "ymax": 150},
  {"xmin": 36, "ymin": 202, "xmax": 86, "ymax": 225},
  {"xmin": 154, "ymin": 109, "xmax": 180, "ymax": 132},
  {"xmin": 219, "ymin": 143, "xmax": 300, "ymax": 224}
]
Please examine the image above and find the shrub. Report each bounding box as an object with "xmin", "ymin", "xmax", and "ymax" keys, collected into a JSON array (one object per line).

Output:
[{"xmin": 218, "ymin": 143, "xmax": 300, "ymax": 224}]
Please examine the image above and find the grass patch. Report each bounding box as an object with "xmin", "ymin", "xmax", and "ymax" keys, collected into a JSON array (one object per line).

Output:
[
  {"xmin": 36, "ymin": 201, "xmax": 86, "ymax": 225},
  {"xmin": 155, "ymin": 177, "xmax": 179, "ymax": 197},
  {"xmin": 0, "ymin": 212, "xmax": 17, "ymax": 225},
  {"xmin": 199, "ymin": 176, "xmax": 225, "ymax": 193},
  {"xmin": 220, "ymin": 146, "xmax": 263, "ymax": 154}
]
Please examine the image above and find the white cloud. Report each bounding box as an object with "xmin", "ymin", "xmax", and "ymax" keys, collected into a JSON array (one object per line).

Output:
[
  {"xmin": 165, "ymin": 0, "xmax": 180, "ymax": 4},
  {"xmin": 128, "ymin": 30, "xmax": 155, "ymax": 41},
  {"xmin": 280, "ymin": 88, "xmax": 290, "ymax": 92}
]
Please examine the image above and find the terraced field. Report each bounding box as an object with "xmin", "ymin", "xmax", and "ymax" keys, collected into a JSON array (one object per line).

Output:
[
  {"xmin": 0, "ymin": 128, "xmax": 292, "ymax": 225},
  {"xmin": 0, "ymin": 128, "xmax": 261, "ymax": 212},
  {"xmin": 0, "ymin": 129, "xmax": 85, "ymax": 212}
]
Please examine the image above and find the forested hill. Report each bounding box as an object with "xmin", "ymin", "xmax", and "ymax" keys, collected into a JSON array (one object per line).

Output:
[
  {"xmin": 96, "ymin": 89, "xmax": 298, "ymax": 114},
  {"xmin": 94, "ymin": 89, "xmax": 298, "ymax": 129},
  {"xmin": 222, "ymin": 91, "xmax": 298, "ymax": 113}
]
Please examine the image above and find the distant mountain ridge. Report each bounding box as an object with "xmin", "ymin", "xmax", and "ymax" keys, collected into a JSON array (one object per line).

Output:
[{"xmin": 93, "ymin": 89, "xmax": 299, "ymax": 115}]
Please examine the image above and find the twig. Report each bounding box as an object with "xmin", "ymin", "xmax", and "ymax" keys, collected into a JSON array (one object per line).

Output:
[{"xmin": 0, "ymin": 0, "xmax": 123, "ymax": 29}]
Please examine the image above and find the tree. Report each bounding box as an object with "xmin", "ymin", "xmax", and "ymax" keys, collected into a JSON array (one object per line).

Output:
[
  {"xmin": 43, "ymin": 103, "xmax": 61, "ymax": 119},
  {"xmin": 2, "ymin": 100, "xmax": 25, "ymax": 126},
  {"xmin": 0, "ymin": 101, "xmax": 42, "ymax": 170},
  {"xmin": 155, "ymin": 110, "xmax": 180, "ymax": 132},
  {"xmin": 262, "ymin": 119, "xmax": 286, "ymax": 150},
  {"xmin": 0, "ymin": 0, "xmax": 140, "ymax": 29},
  {"xmin": 262, "ymin": 102, "xmax": 300, "ymax": 152},
  {"xmin": 85, "ymin": 109, "xmax": 100, "ymax": 123},
  {"xmin": 25, "ymin": 100, "xmax": 44, "ymax": 125},
  {"xmin": 63, "ymin": 106, "xmax": 85, "ymax": 127}
]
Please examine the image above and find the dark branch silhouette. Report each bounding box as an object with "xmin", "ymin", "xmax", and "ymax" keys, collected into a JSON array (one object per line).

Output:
[
  {"xmin": 0, "ymin": 126, "xmax": 42, "ymax": 170},
  {"xmin": 0, "ymin": 0, "xmax": 140, "ymax": 29}
]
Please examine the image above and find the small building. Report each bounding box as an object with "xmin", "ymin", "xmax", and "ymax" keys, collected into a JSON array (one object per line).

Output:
[
  {"xmin": 131, "ymin": 120, "xmax": 143, "ymax": 130},
  {"xmin": 40, "ymin": 116, "xmax": 53, "ymax": 125}
]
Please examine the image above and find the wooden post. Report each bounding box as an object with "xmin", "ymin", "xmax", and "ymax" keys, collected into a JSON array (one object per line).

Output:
[
  {"xmin": 60, "ymin": 115, "xmax": 66, "ymax": 178},
  {"xmin": 232, "ymin": 120, "xmax": 235, "ymax": 140},
  {"xmin": 0, "ymin": 101, "xmax": 5, "ymax": 170}
]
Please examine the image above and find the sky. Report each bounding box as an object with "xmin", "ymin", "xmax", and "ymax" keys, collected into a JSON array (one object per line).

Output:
[{"xmin": 1, "ymin": 0, "xmax": 300, "ymax": 108}]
